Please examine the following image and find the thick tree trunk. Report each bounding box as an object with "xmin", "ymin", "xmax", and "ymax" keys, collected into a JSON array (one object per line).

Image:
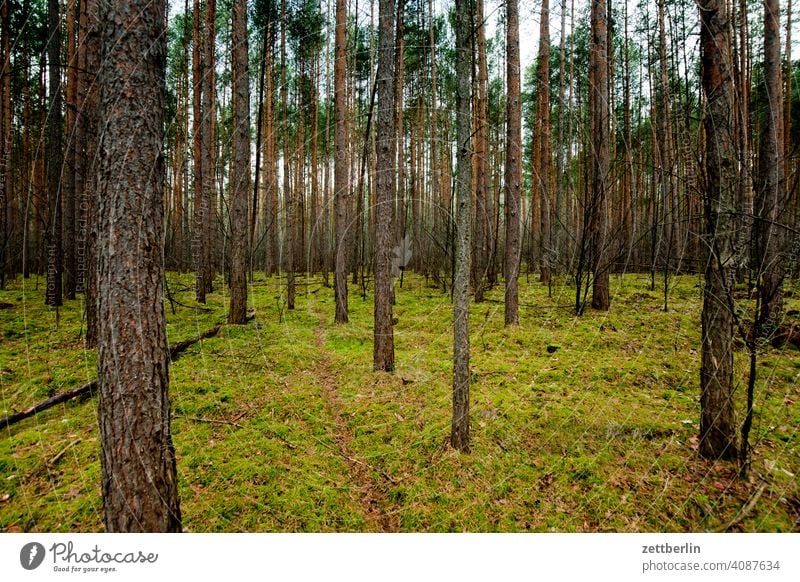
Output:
[
  {"xmin": 373, "ymin": 0, "xmax": 396, "ymax": 371},
  {"xmin": 229, "ymin": 0, "xmax": 249, "ymax": 324},
  {"xmin": 698, "ymin": 0, "xmax": 739, "ymax": 461},
  {"xmin": 589, "ymin": 0, "xmax": 610, "ymax": 311},
  {"xmin": 756, "ymin": 0, "xmax": 785, "ymax": 332},
  {"xmin": 96, "ymin": 0, "xmax": 181, "ymax": 531},
  {"xmin": 504, "ymin": 0, "xmax": 521, "ymax": 326},
  {"xmin": 452, "ymin": 0, "xmax": 471, "ymax": 453},
  {"xmin": 334, "ymin": 0, "xmax": 349, "ymax": 323}
]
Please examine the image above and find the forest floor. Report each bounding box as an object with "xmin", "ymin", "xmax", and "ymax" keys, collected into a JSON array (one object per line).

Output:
[{"xmin": 1, "ymin": 271, "xmax": 799, "ymax": 532}]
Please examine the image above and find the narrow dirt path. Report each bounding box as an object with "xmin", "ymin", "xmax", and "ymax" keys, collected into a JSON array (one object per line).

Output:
[{"xmin": 312, "ymin": 311, "xmax": 398, "ymax": 532}]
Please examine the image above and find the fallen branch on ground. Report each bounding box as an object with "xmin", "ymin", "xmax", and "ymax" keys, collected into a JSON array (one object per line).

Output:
[
  {"xmin": 0, "ymin": 324, "xmax": 222, "ymax": 432},
  {"xmin": 716, "ymin": 482, "xmax": 768, "ymax": 532},
  {"xmin": 173, "ymin": 415, "xmax": 243, "ymax": 429}
]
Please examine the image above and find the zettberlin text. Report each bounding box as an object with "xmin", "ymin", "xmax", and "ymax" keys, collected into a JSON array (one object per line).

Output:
[{"xmin": 642, "ymin": 543, "xmax": 700, "ymax": 554}]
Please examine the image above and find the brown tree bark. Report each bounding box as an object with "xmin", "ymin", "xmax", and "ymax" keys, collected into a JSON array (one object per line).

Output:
[
  {"xmin": 229, "ymin": 0, "xmax": 249, "ymax": 324},
  {"xmin": 96, "ymin": 0, "xmax": 181, "ymax": 531},
  {"xmin": 0, "ymin": 0, "xmax": 9, "ymax": 288},
  {"xmin": 657, "ymin": 0, "xmax": 676, "ymax": 309},
  {"xmin": 373, "ymin": 0, "xmax": 396, "ymax": 371},
  {"xmin": 538, "ymin": 0, "xmax": 552, "ymax": 285},
  {"xmin": 263, "ymin": 21, "xmax": 278, "ymax": 277},
  {"xmin": 296, "ymin": 58, "xmax": 307, "ymax": 276},
  {"xmin": 589, "ymin": 0, "xmax": 610, "ymax": 311},
  {"xmin": 192, "ymin": 0, "xmax": 206, "ymax": 302},
  {"xmin": 785, "ymin": 0, "xmax": 792, "ymax": 163},
  {"xmin": 45, "ymin": 0, "xmax": 63, "ymax": 308},
  {"xmin": 77, "ymin": 0, "xmax": 98, "ymax": 328},
  {"xmin": 504, "ymin": 0, "xmax": 521, "ymax": 326},
  {"xmin": 472, "ymin": 0, "xmax": 491, "ymax": 302},
  {"xmin": 202, "ymin": 0, "xmax": 216, "ymax": 294},
  {"xmin": 63, "ymin": 0, "xmax": 78, "ymax": 299},
  {"xmin": 282, "ymin": 0, "xmax": 295, "ymax": 309},
  {"xmin": 334, "ymin": 0, "xmax": 349, "ymax": 323},
  {"xmin": 394, "ymin": 0, "xmax": 405, "ymax": 243},
  {"xmin": 310, "ymin": 55, "xmax": 321, "ymax": 273},
  {"xmin": 699, "ymin": 0, "xmax": 739, "ymax": 461},
  {"xmin": 452, "ymin": 0, "xmax": 471, "ymax": 453},
  {"xmin": 756, "ymin": 0, "xmax": 785, "ymax": 331},
  {"xmin": 427, "ymin": 0, "xmax": 438, "ymax": 280}
]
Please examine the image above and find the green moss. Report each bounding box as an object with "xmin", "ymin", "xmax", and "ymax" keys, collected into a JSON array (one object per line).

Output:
[{"xmin": 1, "ymin": 273, "xmax": 798, "ymax": 532}]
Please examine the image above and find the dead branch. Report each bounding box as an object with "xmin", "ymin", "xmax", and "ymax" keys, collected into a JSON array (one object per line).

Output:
[{"xmin": 1, "ymin": 324, "xmax": 222, "ymax": 432}]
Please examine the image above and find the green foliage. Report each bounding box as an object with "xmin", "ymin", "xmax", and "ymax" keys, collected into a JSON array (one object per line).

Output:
[{"xmin": 1, "ymin": 273, "xmax": 798, "ymax": 531}]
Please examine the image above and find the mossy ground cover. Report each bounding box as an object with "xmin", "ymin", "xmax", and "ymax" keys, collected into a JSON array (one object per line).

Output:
[{"xmin": 1, "ymin": 272, "xmax": 798, "ymax": 531}]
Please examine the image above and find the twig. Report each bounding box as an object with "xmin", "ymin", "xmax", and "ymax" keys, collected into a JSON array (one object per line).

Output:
[
  {"xmin": 173, "ymin": 415, "xmax": 243, "ymax": 429},
  {"xmin": 50, "ymin": 438, "xmax": 82, "ymax": 465},
  {"xmin": 716, "ymin": 482, "xmax": 768, "ymax": 532},
  {"xmin": 309, "ymin": 433, "xmax": 397, "ymax": 483}
]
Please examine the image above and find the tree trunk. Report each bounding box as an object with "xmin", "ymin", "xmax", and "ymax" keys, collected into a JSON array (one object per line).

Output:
[
  {"xmin": 589, "ymin": 0, "xmax": 610, "ymax": 311},
  {"xmin": 0, "ymin": 0, "xmax": 10, "ymax": 288},
  {"xmin": 229, "ymin": 0, "xmax": 249, "ymax": 324},
  {"xmin": 311, "ymin": 55, "xmax": 321, "ymax": 274},
  {"xmin": 472, "ymin": 0, "xmax": 491, "ymax": 302},
  {"xmin": 282, "ymin": 0, "xmax": 295, "ymax": 309},
  {"xmin": 96, "ymin": 0, "xmax": 182, "ymax": 532},
  {"xmin": 45, "ymin": 0, "xmax": 63, "ymax": 308},
  {"xmin": 373, "ymin": 0, "xmax": 396, "ymax": 372},
  {"xmin": 202, "ymin": 0, "xmax": 216, "ymax": 295},
  {"xmin": 63, "ymin": 0, "xmax": 78, "ymax": 299},
  {"xmin": 428, "ymin": 0, "xmax": 438, "ymax": 280},
  {"xmin": 698, "ymin": 0, "xmax": 739, "ymax": 461},
  {"xmin": 785, "ymin": 0, "xmax": 792, "ymax": 163},
  {"xmin": 452, "ymin": 0, "xmax": 471, "ymax": 453},
  {"xmin": 251, "ymin": 17, "xmax": 267, "ymax": 281},
  {"xmin": 192, "ymin": 0, "xmax": 205, "ymax": 302},
  {"xmin": 83, "ymin": 0, "xmax": 101, "ymax": 347},
  {"xmin": 394, "ymin": 0, "xmax": 405, "ymax": 243},
  {"xmin": 538, "ymin": 0, "xmax": 552, "ymax": 285},
  {"xmin": 263, "ymin": 21, "xmax": 278, "ymax": 277},
  {"xmin": 504, "ymin": 0, "xmax": 521, "ymax": 326},
  {"xmin": 756, "ymin": 0, "xmax": 785, "ymax": 331},
  {"xmin": 334, "ymin": 0, "xmax": 349, "ymax": 323}
]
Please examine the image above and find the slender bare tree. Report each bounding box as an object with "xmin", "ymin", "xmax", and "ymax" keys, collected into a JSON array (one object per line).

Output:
[
  {"xmin": 452, "ymin": 0, "xmax": 472, "ymax": 452},
  {"xmin": 504, "ymin": 0, "xmax": 521, "ymax": 326}
]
